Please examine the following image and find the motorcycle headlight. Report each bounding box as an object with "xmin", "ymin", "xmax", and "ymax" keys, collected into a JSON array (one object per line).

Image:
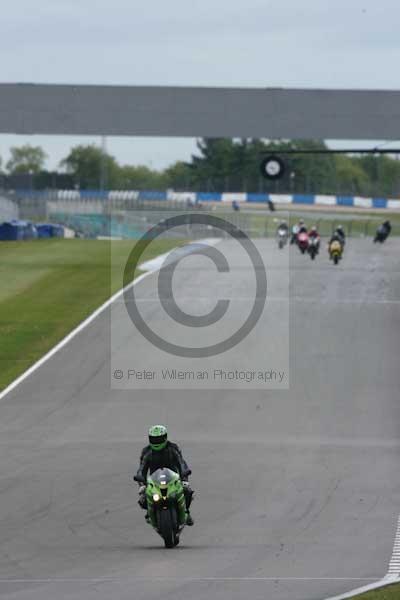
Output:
[{"xmin": 153, "ymin": 493, "xmax": 160, "ymax": 502}]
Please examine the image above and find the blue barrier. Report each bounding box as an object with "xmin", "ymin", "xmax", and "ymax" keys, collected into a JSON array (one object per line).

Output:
[
  {"xmin": 372, "ymin": 198, "xmax": 387, "ymax": 209},
  {"xmin": 337, "ymin": 196, "xmax": 354, "ymax": 207},
  {"xmin": 247, "ymin": 193, "xmax": 269, "ymax": 203},
  {"xmin": 197, "ymin": 192, "xmax": 222, "ymax": 202},
  {"xmin": 293, "ymin": 195, "xmax": 315, "ymax": 205},
  {"xmin": 10, "ymin": 189, "xmax": 400, "ymax": 209},
  {"xmin": 79, "ymin": 190, "xmax": 109, "ymax": 199},
  {"xmin": 138, "ymin": 190, "xmax": 167, "ymax": 201}
]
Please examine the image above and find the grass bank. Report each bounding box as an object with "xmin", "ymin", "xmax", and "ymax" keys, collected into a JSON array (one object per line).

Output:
[
  {"xmin": 218, "ymin": 211, "xmax": 400, "ymax": 238},
  {"xmin": 345, "ymin": 581, "xmax": 400, "ymax": 599},
  {"xmin": 0, "ymin": 238, "xmax": 182, "ymax": 391}
]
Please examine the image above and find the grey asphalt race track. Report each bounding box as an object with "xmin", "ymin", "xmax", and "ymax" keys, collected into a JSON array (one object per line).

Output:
[{"xmin": 0, "ymin": 239, "xmax": 399, "ymax": 600}]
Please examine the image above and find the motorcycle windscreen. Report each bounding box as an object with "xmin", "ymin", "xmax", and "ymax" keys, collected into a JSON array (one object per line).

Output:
[{"xmin": 149, "ymin": 467, "xmax": 179, "ymax": 485}]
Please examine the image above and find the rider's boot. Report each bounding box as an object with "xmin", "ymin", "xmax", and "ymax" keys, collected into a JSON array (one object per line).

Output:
[{"xmin": 186, "ymin": 511, "xmax": 194, "ymax": 526}]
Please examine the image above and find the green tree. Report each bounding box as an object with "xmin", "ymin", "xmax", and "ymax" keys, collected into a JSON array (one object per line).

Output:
[
  {"xmin": 163, "ymin": 161, "xmax": 194, "ymax": 189},
  {"xmin": 285, "ymin": 140, "xmax": 336, "ymax": 194},
  {"xmin": 355, "ymin": 154, "xmax": 400, "ymax": 196},
  {"xmin": 60, "ymin": 145, "xmax": 120, "ymax": 189},
  {"xmin": 21, "ymin": 138, "xmax": 400, "ymax": 196},
  {"xmin": 6, "ymin": 145, "xmax": 47, "ymax": 174},
  {"xmin": 116, "ymin": 165, "xmax": 164, "ymax": 190},
  {"xmin": 189, "ymin": 138, "xmax": 247, "ymax": 190},
  {"xmin": 334, "ymin": 155, "xmax": 370, "ymax": 195},
  {"xmin": 187, "ymin": 138, "xmax": 336, "ymax": 193}
]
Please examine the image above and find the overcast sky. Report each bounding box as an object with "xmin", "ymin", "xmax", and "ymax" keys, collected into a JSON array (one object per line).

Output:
[{"xmin": 1, "ymin": 0, "xmax": 399, "ymax": 170}]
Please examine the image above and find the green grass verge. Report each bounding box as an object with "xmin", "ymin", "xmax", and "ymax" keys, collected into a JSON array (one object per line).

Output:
[
  {"xmin": 215, "ymin": 211, "xmax": 400, "ymax": 238},
  {"xmin": 0, "ymin": 238, "xmax": 183, "ymax": 391},
  {"xmin": 346, "ymin": 581, "xmax": 400, "ymax": 599}
]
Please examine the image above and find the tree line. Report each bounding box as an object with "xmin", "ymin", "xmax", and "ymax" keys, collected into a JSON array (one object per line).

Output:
[{"xmin": 1, "ymin": 139, "xmax": 400, "ymax": 197}]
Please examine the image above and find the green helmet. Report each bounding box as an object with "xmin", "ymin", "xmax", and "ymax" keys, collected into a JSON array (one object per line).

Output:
[{"xmin": 148, "ymin": 425, "xmax": 168, "ymax": 451}]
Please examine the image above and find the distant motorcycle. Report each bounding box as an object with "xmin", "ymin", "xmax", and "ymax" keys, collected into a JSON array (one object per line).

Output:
[
  {"xmin": 290, "ymin": 224, "xmax": 299, "ymax": 244},
  {"xmin": 277, "ymin": 226, "xmax": 289, "ymax": 249},
  {"xmin": 374, "ymin": 223, "xmax": 391, "ymax": 244},
  {"xmin": 297, "ymin": 231, "xmax": 309, "ymax": 254},
  {"xmin": 308, "ymin": 236, "xmax": 320, "ymax": 260},
  {"xmin": 329, "ymin": 240, "xmax": 343, "ymax": 265},
  {"xmin": 232, "ymin": 200, "xmax": 240, "ymax": 212}
]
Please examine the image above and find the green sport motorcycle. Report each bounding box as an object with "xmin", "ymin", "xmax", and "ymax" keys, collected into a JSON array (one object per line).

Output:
[{"xmin": 146, "ymin": 468, "xmax": 187, "ymax": 548}]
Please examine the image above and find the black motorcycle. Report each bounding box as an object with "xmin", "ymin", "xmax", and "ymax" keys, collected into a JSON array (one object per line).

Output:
[
  {"xmin": 308, "ymin": 236, "xmax": 320, "ymax": 260},
  {"xmin": 374, "ymin": 223, "xmax": 391, "ymax": 244}
]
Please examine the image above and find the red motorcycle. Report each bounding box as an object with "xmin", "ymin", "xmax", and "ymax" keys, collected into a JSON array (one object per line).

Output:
[{"xmin": 297, "ymin": 231, "xmax": 309, "ymax": 254}]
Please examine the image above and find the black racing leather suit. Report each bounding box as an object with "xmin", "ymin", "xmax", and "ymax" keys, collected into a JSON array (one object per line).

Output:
[
  {"xmin": 135, "ymin": 441, "xmax": 191, "ymax": 482},
  {"xmin": 134, "ymin": 442, "xmax": 193, "ymax": 510},
  {"xmin": 329, "ymin": 233, "xmax": 343, "ymax": 246}
]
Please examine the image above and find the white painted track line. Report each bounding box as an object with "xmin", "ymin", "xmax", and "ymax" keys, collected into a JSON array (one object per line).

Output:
[
  {"xmin": 324, "ymin": 515, "xmax": 400, "ymax": 599},
  {"xmin": 388, "ymin": 517, "xmax": 400, "ymax": 576},
  {"xmin": 324, "ymin": 576, "xmax": 399, "ymax": 600}
]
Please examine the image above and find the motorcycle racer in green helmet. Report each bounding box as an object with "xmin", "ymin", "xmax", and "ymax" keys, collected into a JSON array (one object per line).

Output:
[{"xmin": 134, "ymin": 425, "xmax": 194, "ymax": 526}]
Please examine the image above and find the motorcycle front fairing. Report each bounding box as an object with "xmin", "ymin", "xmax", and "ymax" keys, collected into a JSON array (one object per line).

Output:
[{"xmin": 146, "ymin": 468, "xmax": 186, "ymax": 528}]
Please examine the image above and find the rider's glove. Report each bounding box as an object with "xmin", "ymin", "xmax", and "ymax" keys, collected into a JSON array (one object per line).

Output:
[{"xmin": 133, "ymin": 474, "xmax": 145, "ymax": 483}]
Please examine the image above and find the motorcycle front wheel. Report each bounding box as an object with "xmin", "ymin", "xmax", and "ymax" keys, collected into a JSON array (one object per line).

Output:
[{"xmin": 158, "ymin": 507, "xmax": 178, "ymax": 548}]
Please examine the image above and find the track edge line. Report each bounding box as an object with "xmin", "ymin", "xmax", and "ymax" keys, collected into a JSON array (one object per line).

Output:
[{"xmin": 324, "ymin": 575, "xmax": 399, "ymax": 600}]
